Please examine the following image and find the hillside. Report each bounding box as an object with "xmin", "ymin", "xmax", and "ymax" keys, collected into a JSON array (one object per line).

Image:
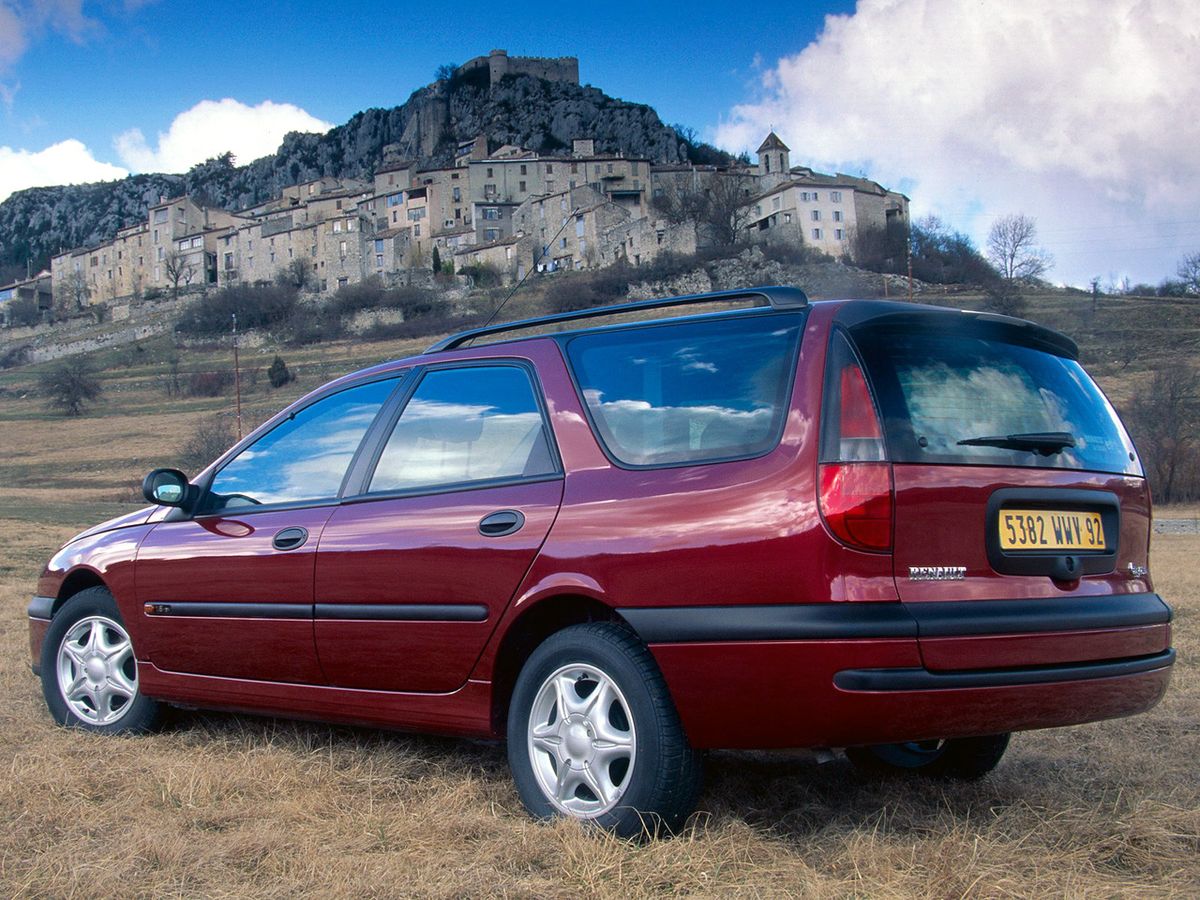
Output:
[{"xmin": 0, "ymin": 68, "xmax": 729, "ymax": 271}]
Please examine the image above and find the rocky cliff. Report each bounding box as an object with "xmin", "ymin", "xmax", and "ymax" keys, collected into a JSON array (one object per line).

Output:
[{"xmin": 0, "ymin": 69, "xmax": 731, "ymax": 270}]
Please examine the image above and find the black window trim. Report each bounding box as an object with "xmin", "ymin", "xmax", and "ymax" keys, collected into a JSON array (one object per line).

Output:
[
  {"xmin": 344, "ymin": 357, "xmax": 565, "ymax": 501},
  {"xmin": 185, "ymin": 371, "xmax": 409, "ymax": 520},
  {"xmin": 560, "ymin": 307, "xmax": 808, "ymax": 472}
]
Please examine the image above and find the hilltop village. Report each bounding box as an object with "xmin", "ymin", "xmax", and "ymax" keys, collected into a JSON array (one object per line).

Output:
[{"xmin": 1, "ymin": 52, "xmax": 909, "ymax": 318}]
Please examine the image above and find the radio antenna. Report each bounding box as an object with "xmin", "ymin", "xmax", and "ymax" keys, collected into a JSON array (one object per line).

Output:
[{"xmin": 483, "ymin": 205, "xmax": 581, "ymax": 328}]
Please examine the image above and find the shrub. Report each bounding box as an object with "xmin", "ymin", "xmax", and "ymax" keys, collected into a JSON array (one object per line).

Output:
[
  {"xmin": 177, "ymin": 415, "xmax": 237, "ymax": 473},
  {"xmin": 186, "ymin": 370, "xmax": 234, "ymax": 397},
  {"xmin": 176, "ymin": 283, "xmax": 299, "ymax": 337},
  {"xmin": 5, "ymin": 296, "xmax": 42, "ymax": 327},
  {"xmin": 460, "ymin": 263, "xmax": 503, "ymax": 288},
  {"xmin": 39, "ymin": 358, "xmax": 103, "ymax": 416},
  {"xmin": 267, "ymin": 355, "xmax": 293, "ymax": 388},
  {"xmin": 545, "ymin": 265, "xmax": 632, "ymax": 313},
  {"xmin": 0, "ymin": 344, "xmax": 31, "ymax": 369}
]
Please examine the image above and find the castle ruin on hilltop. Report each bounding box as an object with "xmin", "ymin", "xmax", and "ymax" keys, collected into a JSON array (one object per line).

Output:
[{"xmin": 454, "ymin": 50, "xmax": 579, "ymax": 87}]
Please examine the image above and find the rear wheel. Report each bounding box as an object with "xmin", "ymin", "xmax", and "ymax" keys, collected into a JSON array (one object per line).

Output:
[
  {"xmin": 40, "ymin": 587, "xmax": 160, "ymax": 733},
  {"xmin": 845, "ymin": 733, "xmax": 1010, "ymax": 780},
  {"xmin": 507, "ymin": 622, "xmax": 702, "ymax": 837}
]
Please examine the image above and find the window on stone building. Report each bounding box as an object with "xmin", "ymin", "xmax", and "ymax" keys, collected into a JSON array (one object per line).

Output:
[
  {"xmin": 374, "ymin": 240, "xmax": 384, "ymax": 253},
  {"xmin": 811, "ymin": 210, "xmax": 821, "ymax": 221},
  {"xmin": 571, "ymin": 163, "xmax": 578, "ymax": 174},
  {"xmin": 483, "ymin": 207, "xmax": 500, "ymax": 220},
  {"xmin": 560, "ymin": 237, "xmax": 567, "ymax": 249},
  {"xmin": 339, "ymin": 240, "xmax": 347, "ymax": 258},
  {"xmin": 833, "ymin": 210, "xmax": 843, "ymax": 222},
  {"xmin": 831, "ymin": 191, "xmax": 842, "ymax": 202},
  {"xmin": 485, "ymin": 228, "xmax": 499, "ymax": 241},
  {"xmin": 157, "ymin": 246, "xmax": 164, "ymax": 261},
  {"xmin": 486, "ymin": 167, "xmax": 494, "ymax": 178},
  {"xmin": 546, "ymin": 164, "xmax": 553, "ymax": 174},
  {"xmin": 812, "ymin": 228, "xmax": 822, "ymax": 240},
  {"xmin": 338, "ymin": 277, "xmax": 348, "ymax": 288},
  {"xmin": 784, "ymin": 213, "xmax": 792, "ymax": 224},
  {"xmin": 520, "ymin": 164, "xmax": 527, "ymax": 175},
  {"xmin": 452, "ymin": 187, "xmax": 461, "ymax": 202},
  {"xmin": 224, "ymin": 253, "xmax": 233, "ymax": 270},
  {"xmin": 153, "ymin": 209, "xmax": 167, "ymax": 224},
  {"xmin": 413, "ymin": 224, "xmax": 421, "ymax": 237},
  {"xmin": 519, "ymin": 181, "xmax": 526, "ymax": 192},
  {"xmin": 334, "ymin": 220, "xmax": 342, "ymax": 233},
  {"xmin": 607, "ymin": 163, "xmax": 613, "ymax": 174},
  {"xmin": 387, "ymin": 193, "xmax": 403, "ymax": 207},
  {"xmin": 575, "ymin": 216, "xmax": 584, "ymax": 236},
  {"xmin": 835, "ymin": 228, "xmax": 845, "ymax": 240},
  {"xmin": 772, "ymin": 197, "xmax": 782, "ymax": 210}
]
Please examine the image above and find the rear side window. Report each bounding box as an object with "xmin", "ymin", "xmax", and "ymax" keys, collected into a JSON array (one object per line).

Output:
[
  {"xmin": 369, "ymin": 365, "xmax": 556, "ymax": 493},
  {"xmin": 566, "ymin": 312, "xmax": 804, "ymax": 467},
  {"xmin": 852, "ymin": 325, "xmax": 1140, "ymax": 475}
]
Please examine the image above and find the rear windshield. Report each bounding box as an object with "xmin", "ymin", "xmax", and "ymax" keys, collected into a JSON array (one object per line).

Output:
[
  {"xmin": 566, "ymin": 312, "xmax": 804, "ymax": 467},
  {"xmin": 851, "ymin": 325, "xmax": 1140, "ymax": 475}
]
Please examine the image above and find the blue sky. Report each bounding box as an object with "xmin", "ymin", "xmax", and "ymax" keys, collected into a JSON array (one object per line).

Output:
[
  {"xmin": 2, "ymin": 0, "xmax": 1198, "ymax": 287},
  {"xmin": 1, "ymin": 0, "xmax": 853, "ymax": 164}
]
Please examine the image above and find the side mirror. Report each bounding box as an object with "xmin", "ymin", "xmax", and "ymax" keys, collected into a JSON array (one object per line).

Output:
[{"xmin": 142, "ymin": 468, "xmax": 193, "ymax": 508}]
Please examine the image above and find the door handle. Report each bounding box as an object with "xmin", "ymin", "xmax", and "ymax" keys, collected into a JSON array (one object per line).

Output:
[
  {"xmin": 272, "ymin": 526, "xmax": 309, "ymax": 551},
  {"xmin": 478, "ymin": 510, "xmax": 525, "ymax": 537}
]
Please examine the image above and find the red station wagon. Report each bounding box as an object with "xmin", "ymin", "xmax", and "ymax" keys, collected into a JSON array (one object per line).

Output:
[{"xmin": 28, "ymin": 287, "xmax": 1174, "ymax": 836}]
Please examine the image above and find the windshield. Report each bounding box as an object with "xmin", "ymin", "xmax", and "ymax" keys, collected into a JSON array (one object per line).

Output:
[{"xmin": 851, "ymin": 325, "xmax": 1141, "ymax": 475}]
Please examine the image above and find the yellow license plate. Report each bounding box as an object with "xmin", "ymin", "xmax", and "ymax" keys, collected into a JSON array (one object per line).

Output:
[{"xmin": 998, "ymin": 509, "xmax": 1106, "ymax": 551}]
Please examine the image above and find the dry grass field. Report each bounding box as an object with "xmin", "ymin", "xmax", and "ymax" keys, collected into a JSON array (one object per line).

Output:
[{"xmin": 1, "ymin": 299, "xmax": 1197, "ymax": 898}]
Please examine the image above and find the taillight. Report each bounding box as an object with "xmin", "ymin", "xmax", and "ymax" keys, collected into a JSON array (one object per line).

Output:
[
  {"xmin": 819, "ymin": 330, "xmax": 893, "ymax": 551},
  {"xmin": 819, "ymin": 462, "xmax": 893, "ymax": 552}
]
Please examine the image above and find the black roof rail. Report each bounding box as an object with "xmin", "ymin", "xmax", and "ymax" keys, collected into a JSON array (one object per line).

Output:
[{"xmin": 425, "ymin": 285, "xmax": 808, "ymax": 352}]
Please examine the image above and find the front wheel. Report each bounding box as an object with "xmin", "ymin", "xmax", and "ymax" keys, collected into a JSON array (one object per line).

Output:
[
  {"xmin": 507, "ymin": 622, "xmax": 702, "ymax": 838},
  {"xmin": 40, "ymin": 587, "xmax": 161, "ymax": 733},
  {"xmin": 845, "ymin": 733, "xmax": 1010, "ymax": 780}
]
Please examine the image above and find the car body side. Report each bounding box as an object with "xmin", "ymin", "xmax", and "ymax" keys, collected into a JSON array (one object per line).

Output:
[{"xmin": 28, "ymin": 300, "xmax": 1173, "ymax": 749}]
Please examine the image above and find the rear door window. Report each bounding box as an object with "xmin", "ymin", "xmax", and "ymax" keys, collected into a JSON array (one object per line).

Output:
[
  {"xmin": 565, "ymin": 312, "xmax": 804, "ymax": 467},
  {"xmin": 368, "ymin": 365, "xmax": 557, "ymax": 493},
  {"xmin": 852, "ymin": 325, "xmax": 1140, "ymax": 475}
]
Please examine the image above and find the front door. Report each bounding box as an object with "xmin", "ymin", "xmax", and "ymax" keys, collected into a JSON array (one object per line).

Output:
[
  {"xmin": 137, "ymin": 376, "xmax": 401, "ymax": 683},
  {"xmin": 314, "ymin": 363, "xmax": 564, "ymax": 692}
]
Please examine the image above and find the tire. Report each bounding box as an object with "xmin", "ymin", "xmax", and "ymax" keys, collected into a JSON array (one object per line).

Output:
[
  {"xmin": 507, "ymin": 622, "xmax": 702, "ymax": 838},
  {"xmin": 40, "ymin": 586, "xmax": 161, "ymax": 734},
  {"xmin": 845, "ymin": 733, "xmax": 1010, "ymax": 780}
]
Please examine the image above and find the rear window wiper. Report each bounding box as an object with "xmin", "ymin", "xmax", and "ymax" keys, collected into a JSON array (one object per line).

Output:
[{"xmin": 956, "ymin": 431, "xmax": 1076, "ymax": 456}]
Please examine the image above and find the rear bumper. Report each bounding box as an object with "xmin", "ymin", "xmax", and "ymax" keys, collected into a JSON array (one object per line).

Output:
[{"xmin": 623, "ymin": 593, "xmax": 1174, "ymax": 749}]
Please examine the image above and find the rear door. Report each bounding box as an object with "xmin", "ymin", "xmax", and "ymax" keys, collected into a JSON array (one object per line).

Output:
[
  {"xmin": 846, "ymin": 315, "xmax": 1158, "ymax": 668},
  {"xmin": 313, "ymin": 362, "xmax": 564, "ymax": 693}
]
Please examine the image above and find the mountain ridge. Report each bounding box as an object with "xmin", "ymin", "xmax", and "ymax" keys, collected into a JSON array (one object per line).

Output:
[{"xmin": 0, "ymin": 69, "xmax": 732, "ymax": 271}]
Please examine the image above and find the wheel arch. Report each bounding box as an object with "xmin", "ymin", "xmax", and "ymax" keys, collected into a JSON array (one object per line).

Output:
[
  {"xmin": 488, "ymin": 593, "xmax": 633, "ymax": 735},
  {"xmin": 54, "ymin": 567, "xmax": 108, "ymax": 616}
]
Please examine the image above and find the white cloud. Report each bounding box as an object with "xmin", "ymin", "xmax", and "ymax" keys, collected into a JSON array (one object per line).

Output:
[
  {"xmin": 114, "ymin": 98, "xmax": 333, "ymax": 174},
  {"xmin": 717, "ymin": 0, "xmax": 1200, "ymax": 286},
  {"xmin": 0, "ymin": 138, "xmax": 127, "ymax": 201},
  {"xmin": 0, "ymin": 0, "xmax": 99, "ymax": 69}
]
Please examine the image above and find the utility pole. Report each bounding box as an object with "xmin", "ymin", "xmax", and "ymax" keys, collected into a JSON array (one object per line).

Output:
[
  {"xmin": 232, "ymin": 313, "xmax": 243, "ymax": 440},
  {"xmin": 907, "ymin": 240, "xmax": 914, "ymax": 302}
]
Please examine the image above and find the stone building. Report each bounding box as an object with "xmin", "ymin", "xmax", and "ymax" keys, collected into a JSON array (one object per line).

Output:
[{"xmin": 454, "ymin": 50, "xmax": 579, "ymax": 87}]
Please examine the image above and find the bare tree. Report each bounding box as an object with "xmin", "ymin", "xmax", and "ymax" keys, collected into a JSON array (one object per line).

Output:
[
  {"xmin": 1176, "ymin": 251, "xmax": 1200, "ymax": 295},
  {"xmin": 39, "ymin": 358, "xmax": 103, "ymax": 417},
  {"xmin": 1122, "ymin": 366, "xmax": 1200, "ymax": 502},
  {"xmin": 163, "ymin": 249, "xmax": 197, "ymax": 300},
  {"xmin": 651, "ymin": 172, "xmax": 756, "ymax": 247},
  {"xmin": 986, "ymin": 213, "xmax": 1053, "ymax": 282},
  {"xmin": 64, "ymin": 270, "xmax": 90, "ymax": 312},
  {"xmin": 275, "ymin": 257, "xmax": 315, "ymax": 291}
]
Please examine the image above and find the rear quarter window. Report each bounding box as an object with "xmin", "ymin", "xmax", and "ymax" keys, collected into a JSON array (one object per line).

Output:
[
  {"xmin": 565, "ymin": 312, "xmax": 804, "ymax": 467},
  {"xmin": 852, "ymin": 325, "xmax": 1140, "ymax": 475}
]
